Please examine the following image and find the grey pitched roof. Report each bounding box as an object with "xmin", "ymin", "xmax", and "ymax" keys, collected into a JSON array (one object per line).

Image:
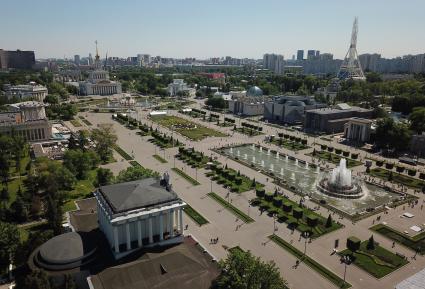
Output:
[{"xmin": 98, "ymin": 178, "xmax": 178, "ymax": 214}]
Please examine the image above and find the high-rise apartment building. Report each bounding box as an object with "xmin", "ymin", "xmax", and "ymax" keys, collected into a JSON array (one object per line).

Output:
[
  {"xmin": 307, "ymin": 50, "xmax": 316, "ymax": 60},
  {"xmin": 0, "ymin": 49, "xmax": 35, "ymax": 69},
  {"xmin": 263, "ymin": 53, "xmax": 284, "ymax": 74},
  {"xmin": 297, "ymin": 50, "xmax": 304, "ymax": 60},
  {"xmin": 74, "ymin": 55, "xmax": 80, "ymax": 65}
]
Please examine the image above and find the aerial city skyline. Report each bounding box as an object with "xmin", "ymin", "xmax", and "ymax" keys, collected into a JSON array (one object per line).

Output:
[
  {"xmin": 2, "ymin": 0, "xmax": 425, "ymax": 59},
  {"xmin": 2, "ymin": 2, "xmax": 425, "ymax": 289}
]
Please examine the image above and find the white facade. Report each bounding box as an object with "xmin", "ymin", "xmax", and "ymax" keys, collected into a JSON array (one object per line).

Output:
[
  {"xmin": 167, "ymin": 79, "xmax": 194, "ymax": 97},
  {"xmin": 94, "ymin": 179, "xmax": 186, "ymax": 259},
  {"xmin": 3, "ymin": 82, "xmax": 48, "ymax": 102},
  {"xmin": 343, "ymin": 118, "xmax": 372, "ymax": 142}
]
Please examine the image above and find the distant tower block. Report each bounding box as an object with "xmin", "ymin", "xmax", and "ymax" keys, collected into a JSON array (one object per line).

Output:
[{"xmin": 338, "ymin": 17, "xmax": 366, "ymax": 81}]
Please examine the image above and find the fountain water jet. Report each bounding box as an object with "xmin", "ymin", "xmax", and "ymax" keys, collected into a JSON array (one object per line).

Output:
[
  {"xmin": 276, "ymin": 152, "xmax": 279, "ymax": 159},
  {"xmin": 270, "ymin": 164, "xmax": 274, "ymax": 171},
  {"xmin": 261, "ymin": 160, "xmax": 265, "ymax": 167},
  {"xmin": 316, "ymin": 159, "xmax": 364, "ymax": 199},
  {"xmin": 267, "ymin": 149, "xmax": 271, "ymax": 155}
]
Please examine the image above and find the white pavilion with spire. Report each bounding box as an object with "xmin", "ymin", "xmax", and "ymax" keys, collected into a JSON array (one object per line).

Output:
[{"xmin": 79, "ymin": 41, "xmax": 122, "ymax": 96}]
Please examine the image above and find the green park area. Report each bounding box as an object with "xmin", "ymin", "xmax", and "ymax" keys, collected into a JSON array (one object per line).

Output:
[
  {"xmin": 340, "ymin": 237, "xmax": 409, "ymax": 278},
  {"xmin": 151, "ymin": 115, "xmax": 226, "ymax": 141},
  {"xmin": 78, "ymin": 115, "xmax": 92, "ymax": 126},
  {"xmin": 309, "ymin": 150, "xmax": 362, "ymax": 168},
  {"xmin": 208, "ymin": 192, "xmax": 254, "ymax": 223},
  {"xmin": 371, "ymin": 223, "xmax": 425, "ymax": 255},
  {"xmin": 206, "ymin": 163, "xmax": 264, "ymax": 193},
  {"xmin": 272, "ymin": 139, "xmax": 309, "ymax": 151},
  {"xmin": 153, "ymin": 154, "xmax": 167, "ymax": 163},
  {"xmin": 113, "ymin": 144, "xmax": 133, "ymax": 160},
  {"xmin": 183, "ymin": 204, "xmax": 209, "ymax": 226},
  {"xmin": 234, "ymin": 127, "xmax": 263, "ymax": 136},
  {"xmin": 269, "ymin": 234, "xmax": 351, "ymax": 289},
  {"xmin": 369, "ymin": 168, "xmax": 425, "ymax": 190},
  {"xmin": 171, "ymin": 168, "xmax": 200, "ymax": 186},
  {"xmin": 70, "ymin": 119, "xmax": 82, "ymax": 127},
  {"xmin": 177, "ymin": 147, "xmax": 210, "ymax": 168},
  {"xmin": 252, "ymin": 190, "xmax": 342, "ymax": 238}
]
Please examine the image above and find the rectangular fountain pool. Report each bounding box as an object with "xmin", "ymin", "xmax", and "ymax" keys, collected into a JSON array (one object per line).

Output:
[{"xmin": 220, "ymin": 144, "xmax": 403, "ymax": 218}]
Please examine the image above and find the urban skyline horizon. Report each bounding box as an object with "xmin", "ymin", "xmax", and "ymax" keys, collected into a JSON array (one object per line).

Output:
[{"xmin": 2, "ymin": 0, "xmax": 425, "ymax": 60}]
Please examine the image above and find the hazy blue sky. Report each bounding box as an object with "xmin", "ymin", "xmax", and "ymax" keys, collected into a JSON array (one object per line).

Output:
[{"xmin": 1, "ymin": 0, "xmax": 424, "ymax": 59}]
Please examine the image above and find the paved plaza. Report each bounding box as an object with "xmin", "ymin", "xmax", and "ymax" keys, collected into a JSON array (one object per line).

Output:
[{"xmin": 79, "ymin": 108, "xmax": 425, "ymax": 289}]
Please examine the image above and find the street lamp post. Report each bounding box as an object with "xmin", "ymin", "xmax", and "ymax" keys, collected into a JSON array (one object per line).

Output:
[
  {"xmin": 342, "ymin": 255, "xmax": 350, "ymax": 288},
  {"xmin": 303, "ymin": 231, "xmax": 310, "ymax": 256}
]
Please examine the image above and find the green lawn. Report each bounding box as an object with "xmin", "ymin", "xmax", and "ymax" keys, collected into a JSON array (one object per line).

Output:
[
  {"xmin": 251, "ymin": 195, "xmax": 342, "ymax": 238},
  {"xmin": 129, "ymin": 160, "xmax": 142, "ymax": 167},
  {"xmin": 339, "ymin": 240, "xmax": 409, "ymax": 278},
  {"xmin": 0, "ymin": 177, "xmax": 26, "ymax": 207},
  {"xmin": 151, "ymin": 115, "xmax": 226, "ymax": 141},
  {"xmin": 369, "ymin": 168, "xmax": 425, "ymax": 190},
  {"xmin": 234, "ymin": 127, "xmax": 262, "ymax": 136},
  {"xmin": 183, "ymin": 204, "xmax": 209, "ymax": 226},
  {"xmin": 271, "ymin": 139, "xmax": 309, "ymax": 151},
  {"xmin": 70, "ymin": 119, "xmax": 82, "ymax": 127},
  {"xmin": 63, "ymin": 169, "xmax": 96, "ymax": 212},
  {"xmin": 113, "ymin": 145, "xmax": 133, "ymax": 160},
  {"xmin": 371, "ymin": 223, "xmax": 425, "ymax": 255},
  {"xmin": 171, "ymin": 168, "xmax": 200, "ymax": 186},
  {"xmin": 153, "ymin": 154, "xmax": 167, "ymax": 163},
  {"xmin": 269, "ymin": 234, "xmax": 351, "ymax": 289},
  {"xmin": 18, "ymin": 221, "xmax": 49, "ymax": 242},
  {"xmin": 208, "ymin": 167, "xmax": 264, "ymax": 193},
  {"xmin": 78, "ymin": 116, "xmax": 92, "ymax": 126},
  {"xmin": 207, "ymin": 192, "xmax": 254, "ymax": 223},
  {"xmin": 308, "ymin": 151, "xmax": 362, "ymax": 168},
  {"xmin": 177, "ymin": 150, "xmax": 210, "ymax": 168}
]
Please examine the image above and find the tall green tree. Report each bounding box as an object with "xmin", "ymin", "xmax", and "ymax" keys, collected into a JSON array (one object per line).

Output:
[
  {"xmin": 375, "ymin": 118, "xmax": 412, "ymax": 152},
  {"xmin": 0, "ymin": 221, "xmax": 20, "ymax": 272},
  {"xmin": 409, "ymin": 107, "xmax": 425, "ymax": 134},
  {"xmin": 91, "ymin": 124, "xmax": 118, "ymax": 163},
  {"xmin": 95, "ymin": 168, "xmax": 114, "ymax": 186},
  {"xmin": 213, "ymin": 249, "xmax": 287, "ymax": 289},
  {"xmin": 21, "ymin": 270, "xmax": 51, "ymax": 289},
  {"xmin": 45, "ymin": 196, "xmax": 63, "ymax": 236},
  {"xmin": 115, "ymin": 166, "xmax": 158, "ymax": 183}
]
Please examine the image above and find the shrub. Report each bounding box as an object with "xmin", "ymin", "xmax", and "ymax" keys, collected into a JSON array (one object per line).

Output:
[
  {"xmin": 301, "ymin": 139, "xmax": 307, "ymax": 145},
  {"xmin": 351, "ymin": 153, "xmax": 358, "ymax": 159},
  {"xmin": 346, "ymin": 236, "xmax": 361, "ymax": 253},
  {"xmin": 306, "ymin": 215, "xmax": 318, "ymax": 227},
  {"xmin": 386, "ymin": 163, "xmax": 394, "ymax": 170},
  {"xmin": 335, "ymin": 149, "xmax": 342, "ymax": 155},
  {"xmin": 273, "ymin": 197, "xmax": 283, "ymax": 207},
  {"xmin": 342, "ymin": 151, "xmax": 349, "ymax": 157},
  {"xmin": 327, "ymin": 147, "xmax": 334, "ymax": 152},
  {"xmin": 235, "ymin": 177, "xmax": 242, "ymax": 185},
  {"xmin": 396, "ymin": 166, "xmax": 405, "ymax": 173},
  {"xmin": 325, "ymin": 214, "xmax": 332, "ymax": 228},
  {"xmin": 320, "ymin": 145, "xmax": 327, "ymax": 150},
  {"xmin": 419, "ymin": 173, "xmax": 425, "ymax": 180},
  {"xmin": 282, "ymin": 202, "xmax": 292, "ymax": 213},
  {"xmin": 376, "ymin": 161, "xmax": 384, "ymax": 167},
  {"xmin": 256, "ymin": 188, "xmax": 265, "ymax": 198},
  {"xmin": 408, "ymin": 169, "xmax": 417, "ymax": 177},
  {"xmin": 293, "ymin": 207, "xmax": 303, "ymax": 220},
  {"xmin": 264, "ymin": 193, "xmax": 274, "ymax": 202}
]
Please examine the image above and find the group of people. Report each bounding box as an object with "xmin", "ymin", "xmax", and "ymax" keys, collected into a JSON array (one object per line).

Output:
[{"xmin": 210, "ymin": 237, "xmax": 219, "ymax": 244}]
